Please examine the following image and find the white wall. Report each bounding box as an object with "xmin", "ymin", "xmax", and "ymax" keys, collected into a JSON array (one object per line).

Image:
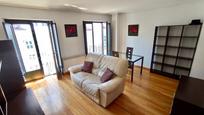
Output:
[
  {"xmin": 0, "ymin": 6, "xmax": 111, "ymax": 69},
  {"xmin": 117, "ymin": 1, "xmax": 204, "ymax": 79},
  {"xmin": 111, "ymin": 13, "xmax": 119, "ymax": 51},
  {"xmin": 0, "ymin": 18, "xmax": 6, "ymax": 40}
]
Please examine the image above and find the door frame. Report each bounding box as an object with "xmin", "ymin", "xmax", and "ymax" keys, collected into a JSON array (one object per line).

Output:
[
  {"xmin": 49, "ymin": 23, "xmax": 64, "ymax": 75},
  {"xmin": 4, "ymin": 19, "xmax": 64, "ymax": 80},
  {"xmin": 4, "ymin": 19, "xmax": 44, "ymax": 74}
]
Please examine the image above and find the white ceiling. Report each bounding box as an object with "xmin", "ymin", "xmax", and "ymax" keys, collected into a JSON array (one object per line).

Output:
[{"xmin": 0, "ymin": 0, "xmax": 199, "ymax": 14}]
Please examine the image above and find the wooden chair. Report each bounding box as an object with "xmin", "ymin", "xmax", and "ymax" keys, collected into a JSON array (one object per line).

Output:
[{"xmin": 112, "ymin": 51, "xmax": 119, "ymax": 57}]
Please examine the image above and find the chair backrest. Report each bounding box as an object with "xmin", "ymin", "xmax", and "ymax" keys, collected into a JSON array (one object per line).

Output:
[
  {"xmin": 126, "ymin": 47, "xmax": 133, "ymax": 59},
  {"xmin": 112, "ymin": 51, "xmax": 119, "ymax": 57}
]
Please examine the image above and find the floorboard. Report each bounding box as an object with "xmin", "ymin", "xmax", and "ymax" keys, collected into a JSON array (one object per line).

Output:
[{"xmin": 26, "ymin": 67, "xmax": 179, "ymax": 115}]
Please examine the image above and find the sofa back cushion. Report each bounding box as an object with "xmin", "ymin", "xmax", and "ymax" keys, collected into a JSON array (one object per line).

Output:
[
  {"xmin": 85, "ymin": 53, "xmax": 103, "ymax": 68},
  {"xmin": 99, "ymin": 55, "xmax": 128, "ymax": 77},
  {"xmin": 113, "ymin": 58, "xmax": 128, "ymax": 77},
  {"xmin": 85, "ymin": 53, "xmax": 128, "ymax": 77}
]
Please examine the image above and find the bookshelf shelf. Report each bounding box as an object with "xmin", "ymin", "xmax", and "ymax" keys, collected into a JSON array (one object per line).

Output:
[
  {"xmin": 156, "ymin": 45, "xmax": 196, "ymax": 49},
  {"xmin": 151, "ymin": 24, "xmax": 202, "ymax": 79}
]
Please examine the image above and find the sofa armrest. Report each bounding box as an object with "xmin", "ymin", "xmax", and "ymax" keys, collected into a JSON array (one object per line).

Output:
[
  {"xmin": 99, "ymin": 77, "xmax": 124, "ymax": 94},
  {"xmin": 68, "ymin": 64, "xmax": 83, "ymax": 73}
]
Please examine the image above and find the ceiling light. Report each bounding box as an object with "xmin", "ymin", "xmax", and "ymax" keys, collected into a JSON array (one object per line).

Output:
[
  {"xmin": 64, "ymin": 4, "xmax": 78, "ymax": 8},
  {"xmin": 78, "ymin": 7, "xmax": 88, "ymax": 10},
  {"xmin": 70, "ymin": 5, "xmax": 78, "ymax": 8},
  {"xmin": 64, "ymin": 4, "xmax": 71, "ymax": 6},
  {"xmin": 64, "ymin": 4, "xmax": 88, "ymax": 10}
]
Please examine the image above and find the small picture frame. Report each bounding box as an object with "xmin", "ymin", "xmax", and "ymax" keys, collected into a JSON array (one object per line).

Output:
[
  {"xmin": 65, "ymin": 24, "xmax": 78, "ymax": 37},
  {"xmin": 128, "ymin": 24, "xmax": 139, "ymax": 36}
]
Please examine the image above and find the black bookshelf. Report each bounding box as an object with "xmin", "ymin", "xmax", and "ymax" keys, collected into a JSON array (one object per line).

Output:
[
  {"xmin": 0, "ymin": 60, "xmax": 2, "ymax": 72},
  {"xmin": 150, "ymin": 24, "xmax": 202, "ymax": 79}
]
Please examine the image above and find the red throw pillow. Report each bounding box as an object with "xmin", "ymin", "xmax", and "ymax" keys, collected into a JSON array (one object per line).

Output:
[
  {"xmin": 101, "ymin": 68, "xmax": 114, "ymax": 83},
  {"xmin": 81, "ymin": 61, "xmax": 93, "ymax": 73}
]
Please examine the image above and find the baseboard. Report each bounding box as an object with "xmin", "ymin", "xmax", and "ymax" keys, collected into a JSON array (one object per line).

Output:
[
  {"xmin": 134, "ymin": 65, "xmax": 150, "ymax": 71},
  {"xmin": 63, "ymin": 54, "xmax": 85, "ymax": 61},
  {"xmin": 63, "ymin": 71, "xmax": 70, "ymax": 75}
]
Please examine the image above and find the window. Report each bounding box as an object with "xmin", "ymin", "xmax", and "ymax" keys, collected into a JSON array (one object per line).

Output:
[{"xmin": 83, "ymin": 21, "xmax": 111, "ymax": 55}]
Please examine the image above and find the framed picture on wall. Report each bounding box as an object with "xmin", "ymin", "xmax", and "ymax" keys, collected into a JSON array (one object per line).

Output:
[
  {"xmin": 128, "ymin": 24, "xmax": 139, "ymax": 36},
  {"xmin": 65, "ymin": 24, "xmax": 78, "ymax": 37}
]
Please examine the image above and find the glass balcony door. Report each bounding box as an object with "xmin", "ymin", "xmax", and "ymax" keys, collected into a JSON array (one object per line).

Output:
[
  {"xmin": 3, "ymin": 20, "xmax": 64, "ymax": 82},
  {"xmin": 3, "ymin": 20, "xmax": 63, "ymax": 81},
  {"xmin": 12, "ymin": 23, "xmax": 44, "ymax": 81},
  {"xmin": 33, "ymin": 22, "xmax": 56, "ymax": 76},
  {"xmin": 13, "ymin": 24, "xmax": 41, "ymax": 72}
]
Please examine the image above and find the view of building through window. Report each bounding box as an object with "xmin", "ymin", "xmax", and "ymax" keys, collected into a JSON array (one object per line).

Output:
[
  {"xmin": 33, "ymin": 23, "xmax": 56, "ymax": 76},
  {"xmin": 13, "ymin": 24, "xmax": 41, "ymax": 72},
  {"xmin": 85, "ymin": 22, "xmax": 108, "ymax": 55},
  {"xmin": 13, "ymin": 23, "xmax": 56, "ymax": 78}
]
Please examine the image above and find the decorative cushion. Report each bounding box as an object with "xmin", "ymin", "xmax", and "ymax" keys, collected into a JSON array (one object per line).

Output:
[
  {"xmin": 101, "ymin": 68, "xmax": 114, "ymax": 83},
  {"xmin": 81, "ymin": 61, "xmax": 93, "ymax": 73}
]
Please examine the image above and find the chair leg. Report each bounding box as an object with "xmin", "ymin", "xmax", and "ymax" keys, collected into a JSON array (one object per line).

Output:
[{"xmin": 131, "ymin": 64, "xmax": 134, "ymax": 82}]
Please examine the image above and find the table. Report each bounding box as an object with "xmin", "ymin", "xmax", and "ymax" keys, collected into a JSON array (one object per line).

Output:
[
  {"xmin": 118, "ymin": 52, "xmax": 144, "ymax": 82},
  {"xmin": 171, "ymin": 77, "xmax": 204, "ymax": 115}
]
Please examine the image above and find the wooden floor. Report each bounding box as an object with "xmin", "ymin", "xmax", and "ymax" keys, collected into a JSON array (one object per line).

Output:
[{"xmin": 26, "ymin": 68, "xmax": 179, "ymax": 115}]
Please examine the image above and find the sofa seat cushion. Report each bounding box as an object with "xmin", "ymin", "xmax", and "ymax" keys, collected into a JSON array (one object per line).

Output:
[
  {"xmin": 72, "ymin": 72, "xmax": 97, "ymax": 89},
  {"xmin": 81, "ymin": 75, "xmax": 101, "ymax": 104},
  {"xmin": 72, "ymin": 72, "xmax": 92, "ymax": 88}
]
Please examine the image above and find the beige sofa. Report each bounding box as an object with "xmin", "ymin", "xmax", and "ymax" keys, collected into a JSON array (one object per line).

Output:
[{"xmin": 68, "ymin": 53, "xmax": 128, "ymax": 107}]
